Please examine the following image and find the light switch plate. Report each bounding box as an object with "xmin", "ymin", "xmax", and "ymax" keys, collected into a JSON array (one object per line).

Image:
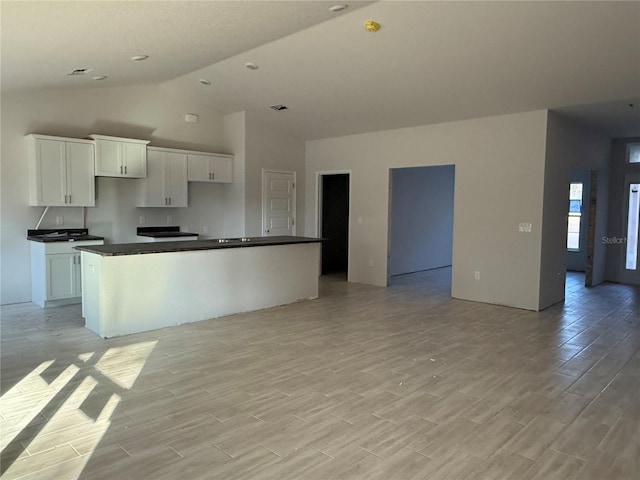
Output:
[{"xmin": 519, "ymin": 223, "xmax": 532, "ymax": 233}]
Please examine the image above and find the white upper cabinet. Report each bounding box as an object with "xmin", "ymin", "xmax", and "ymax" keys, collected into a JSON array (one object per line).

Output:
[
  {"xmin": 137, "ymin": 147, "xmax": 188, "ymax": 207},
  {"xmin": 27, "ymin": 134, "xmax": 95, "ymax": 207},
  {"xmin": 187, "ymin": 153, "xmax": 233, "ymax": 183},
  {"xmin": 90, "ymin": 134, "xmax": 149, "ymax": 178}
]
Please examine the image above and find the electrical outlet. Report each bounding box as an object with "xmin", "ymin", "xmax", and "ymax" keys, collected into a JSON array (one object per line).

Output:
[
  {"xmin": 203, "ymin": 226, "xmax": 209, "ymax": 234},
  {"xmin": 474, "ymin": 271, "xmax": 480, "ymax": 280},
  {"xmin": 55, "ymin": 216, "xmax": 63, "ymax": 225},
  {"xmin": 166, "ymin": 215, "xmax": 172, "ymax": 224},
  {"xmin": 368, "ymin": 259, "xmax": 374, "ymax": 268},
  {"xmin": 139, "ymin": 216, "xmax": 145, "ymax": 225}
]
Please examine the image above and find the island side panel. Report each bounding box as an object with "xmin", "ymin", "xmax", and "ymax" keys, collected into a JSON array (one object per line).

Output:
[
  {"xmin": 90, "ymin": 242, "xmax": 320, "ymax": 338},
  {"xmin": 81, "ymin": 251, "xmax": 103, "ymax": 336}
]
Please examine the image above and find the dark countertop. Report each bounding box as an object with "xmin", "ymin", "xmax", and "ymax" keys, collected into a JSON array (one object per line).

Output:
[
  {"xmin": 27, "ymin": 229, "xmax": 105, "ymax": 243},
  {"xmin": 136, "ymin": 226, "xmax": 199, "ymax": 238},
  {"xmin": 75, "ymin": 236, "xmax": 323, "ymax": 257}
]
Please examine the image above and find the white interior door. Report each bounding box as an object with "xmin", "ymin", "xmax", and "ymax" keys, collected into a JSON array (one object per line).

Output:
[{"xmin": 262, "ymin": 170, "xmax": 296, "ymax": 236}]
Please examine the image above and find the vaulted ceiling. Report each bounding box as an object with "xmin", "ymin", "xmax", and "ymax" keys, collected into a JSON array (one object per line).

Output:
[{"xmin": 2, "ymin": 1, "xmax": 639, "ymax": 140}]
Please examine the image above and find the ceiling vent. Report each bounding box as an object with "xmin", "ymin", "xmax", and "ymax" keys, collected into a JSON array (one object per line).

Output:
[
  {"xmin": 270, "ymin": 104, "xmax": 289, "ymax": 111},
  {"xmin": 67, "ymin": 68, "xmax": 92, "ymax": 76}
]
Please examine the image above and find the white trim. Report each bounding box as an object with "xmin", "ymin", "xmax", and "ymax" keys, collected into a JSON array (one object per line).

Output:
[{"xmin": 262, "ymin": 169, "xmax": 297, "ymax": 236}]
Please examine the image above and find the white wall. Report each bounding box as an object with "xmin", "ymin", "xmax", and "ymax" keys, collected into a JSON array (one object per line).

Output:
[
  {"xmin": 1, "ymin": 84, "xmax": 237, "ymax": 304},
  {"xmin": 244, "ymin": 112, "xmax": 305, "ymax": 237},
  {"xmin": 389, "ymin": 165, "xmax": 454, "ymax": 276},
  {"xmin": 540, "ymin": 112, "xmax": 611, "ymax": 309},
  {"xmin": 306, "ymin": 110, "xmax": 549, "ymax": 311}
]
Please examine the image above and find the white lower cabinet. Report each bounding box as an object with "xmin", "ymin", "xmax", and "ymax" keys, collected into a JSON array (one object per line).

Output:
[
  {"xmin": 31, "ymin": 240, "xmax": 104, "ymax": 307},
  {"xmin": 46, "ymin": 253, "xmax": 78, "ymax": 300}
]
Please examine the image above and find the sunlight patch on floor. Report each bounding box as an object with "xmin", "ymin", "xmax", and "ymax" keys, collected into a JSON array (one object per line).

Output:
[{"xmin": 0, "ymin": 340, "xmax": 156, "ymax": 479}]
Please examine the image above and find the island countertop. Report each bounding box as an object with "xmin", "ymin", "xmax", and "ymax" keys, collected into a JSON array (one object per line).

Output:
[{"xmin": 75, "ymin": 236, "xmax": 323, "ymax": 256}]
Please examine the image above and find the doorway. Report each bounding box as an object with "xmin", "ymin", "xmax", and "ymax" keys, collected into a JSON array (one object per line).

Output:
[
  {"xmin": 319, "ymin": 173, "xmax": 350, "ymax": 277},
  {"xmin": 388, "ymin": 165, "xmax": 455, "ymax": 289},
  {"xmin": 566, "ymin": 170, "xmax": 602, "ymax": 289}
]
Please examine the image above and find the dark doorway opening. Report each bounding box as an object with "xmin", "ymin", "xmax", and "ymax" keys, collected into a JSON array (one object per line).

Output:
[{"xmin": 321, "ymin": 174, "xmax": 350, "ymax": 276}]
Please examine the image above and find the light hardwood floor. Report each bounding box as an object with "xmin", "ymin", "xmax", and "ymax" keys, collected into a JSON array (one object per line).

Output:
[{"xmin": 1, "ymin": 269, "xmax": 638, "ymax": 479}]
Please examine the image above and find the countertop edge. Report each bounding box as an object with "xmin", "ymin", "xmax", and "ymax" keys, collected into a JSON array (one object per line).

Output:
[{"xmin": 76, "ymin": 236, "xmax": 323, "ymax": 256}]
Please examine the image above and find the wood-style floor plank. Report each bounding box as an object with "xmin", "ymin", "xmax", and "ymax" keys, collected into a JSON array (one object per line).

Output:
[{"xmin": 1, "ymin": 270, "xmax": 638, "ymax": 479}]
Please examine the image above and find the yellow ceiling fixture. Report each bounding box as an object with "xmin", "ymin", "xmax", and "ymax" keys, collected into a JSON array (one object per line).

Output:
[{"xmin": 364, "ymin": 20, "xmax": 381, "ymax": 32}]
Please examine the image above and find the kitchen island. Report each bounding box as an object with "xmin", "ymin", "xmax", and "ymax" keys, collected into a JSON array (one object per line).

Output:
[{"xmin": 76, "ymin": 236, "xmax": 322, "ymax": 338}]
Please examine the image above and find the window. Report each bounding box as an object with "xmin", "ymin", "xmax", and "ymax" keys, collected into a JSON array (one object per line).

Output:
[
  {"xmin": 626, "ymin": 183, "xmax": 639, "ymax": 270},
  {"xmin": 628, "ymin": 143, "xmax": 640, "ymax": 164},
  {"xmin": 567, "ymin": 183, "xmax": 583, "ymax": 251}
]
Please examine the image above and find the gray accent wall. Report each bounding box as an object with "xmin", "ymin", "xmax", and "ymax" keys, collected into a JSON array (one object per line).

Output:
[{"xmin": 389, "ymin": 165, "xmax": 454, "ymax": 277}]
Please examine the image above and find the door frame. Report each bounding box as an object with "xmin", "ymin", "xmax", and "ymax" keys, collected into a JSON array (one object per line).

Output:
[
  {"xmin": 262, "ymin": 169, "xmax": 296, "ymax": 236},
  {"xmin": 619, "ymin": 173, "xmax": 640, "ymax": 284},
  {"xmin": 315, "ymin": 170, "xmax": 352, "ymax": 279}
]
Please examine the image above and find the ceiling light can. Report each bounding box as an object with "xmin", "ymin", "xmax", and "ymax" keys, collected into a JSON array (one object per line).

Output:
[
  {"xmin": 329, "ymin": 5, "xmax": 348, "ymax": 12},
  {"xmin": 199, "ymin": 79, "xmax": 211, "ymax": 86},
  {"xmin": 245, "ymin": 62, "xmax": 259, "ymax": 71},
  {"xmin": 131, "ymin": 55, "xmax": 149, "ymax": 61},
  {"xmin": 92, "ymin": 76, "xmax": 108, "ymax": 81}
]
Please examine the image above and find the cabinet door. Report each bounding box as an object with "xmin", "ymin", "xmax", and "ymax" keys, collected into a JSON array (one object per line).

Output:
[
  {"xmin": 66, "ymin": 142, "xmax": 95, "ymax": 206},
  {"xmin": 187, "ymin": 154, "xmax": 212, "ymax": 182},
  {"xmin": 210, "ymin": 155, "xmax": 233, "ymax": 183},
  {"xmin": 165, "ymin": 152, "xmax": 188, "ymax": 207},
  {"xmin": 46, "ymin": 253, "xmax": 77, "ymax": 300},
  {"xmin": 140, "ymin": 150, "xmax": 167, "ymax": 206},
  {"xmin": 122, "ymin": 143, "xmax": 147, "ymax": 178},
  {"xmin": 35, "ymin": 139, "xmax": 66, "ymax": 206},
  {"xmin": 95, "ymin": 139, "xmax": 122, "ymax": 176}
]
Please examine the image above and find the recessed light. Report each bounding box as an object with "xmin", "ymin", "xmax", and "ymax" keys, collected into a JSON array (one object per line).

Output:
[
  {"xmin": 131, "ymin": 55, "xmax": 149, "ymax": 61},
  {"xmin": 67, "ymin": 68, "xmax": 92, "ymax": 76},
  {"xmin": 92, "ymin": 75, "xmax": 108, "ymax": 81},
  {"xmin": 199, "ymin": 79, "xmax": 211, "ymax": 86},
  {"xmin": 329, "ymin": 5, "xmax": 348, "ymax": 12},
  {"xmin": 245, "ymin": 62, "xmax": 259, "ymax": 71},
  {"xmin": 270, "ymin": 104, "xmax": 288, "ymax": 111}
]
